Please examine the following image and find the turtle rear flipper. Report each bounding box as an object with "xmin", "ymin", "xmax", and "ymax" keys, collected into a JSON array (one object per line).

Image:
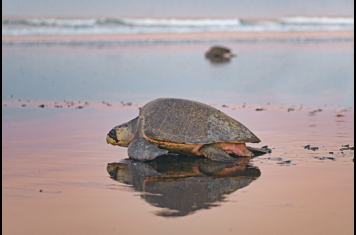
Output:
[
  {"xmin": 199, "ymin": 144, "xmax": 236, "ymax": 162},
  {"xmin": 246, "ymin": 146, "xmax": 271, "ymax": 157}
]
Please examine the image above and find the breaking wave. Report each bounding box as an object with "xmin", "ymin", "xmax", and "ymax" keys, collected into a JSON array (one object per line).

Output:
[{"xmin": 2, "ymin": 16, "xmax": 354, "ymax": 36}]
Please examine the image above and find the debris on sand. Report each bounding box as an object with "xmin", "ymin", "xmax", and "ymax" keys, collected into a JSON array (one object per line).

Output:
[
  {"xmin": 304, "ymin": 145, "xmax": 318, "ymax": 151},
  {"xmin": 340, "ymin": 145, "xmax": 354, "ymax": 151},
  {"xmin": 309, "ymin": 109, "xmax": 323, "ymax": 116},
  {"xmin": 314, "ymin": 157, "xmax": 335, "ymax": 161},
  {"xmin": 277, "ymin": 160, "xmax": 292, "ymax": 165}
]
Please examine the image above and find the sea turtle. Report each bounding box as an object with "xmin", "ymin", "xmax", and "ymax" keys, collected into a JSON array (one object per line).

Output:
[
  {"xmin": 106, "ymin": 98, "xmax": 262, "ymax": 162},
  {"xmin": 205, "ymin": 46, "xmax": 235, "ymax": 62}
]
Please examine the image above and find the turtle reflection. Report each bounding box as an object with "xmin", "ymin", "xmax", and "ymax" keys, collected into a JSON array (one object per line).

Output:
[{"xmin": 107, "ymin": 155, "xmax": 261, "ymax": 217}]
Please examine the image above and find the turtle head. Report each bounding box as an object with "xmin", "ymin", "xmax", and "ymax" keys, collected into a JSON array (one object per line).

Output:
[{"xmin": 106, "ymin": 117, "xmax": 138, "ymax": 147}]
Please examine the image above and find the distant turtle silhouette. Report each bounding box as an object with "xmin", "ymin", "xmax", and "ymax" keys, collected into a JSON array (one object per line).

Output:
[{"xmin": 205, "ymin": 46, "xmax": 236, "ymax": 63}]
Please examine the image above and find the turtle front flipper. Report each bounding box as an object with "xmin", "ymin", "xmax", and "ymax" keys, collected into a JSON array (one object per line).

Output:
[
  {"xmin": 199, "ymin": 144, "xmax": 236, "ymax": 162},
  {"xmin": 128, "ymin": 135, "xmax": 168, "ymax": 161},
  {"xmin": 128, "ymin": 116, "xmax": 168, "ymax": 161}
]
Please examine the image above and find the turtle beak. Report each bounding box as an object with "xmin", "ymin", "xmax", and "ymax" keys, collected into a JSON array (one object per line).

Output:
[
  {"xmin": 106, "ymin": 135, "xmax": 113, "ymax": 144},
  {"xmin": 106, "ymin": 129, "xmax": 118, "ymax": 144}
]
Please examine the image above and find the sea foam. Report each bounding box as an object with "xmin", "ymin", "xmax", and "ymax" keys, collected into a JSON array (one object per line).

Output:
[{"xmin": 2, "ymin": 16, "xmax": 354, "ymax": 42}]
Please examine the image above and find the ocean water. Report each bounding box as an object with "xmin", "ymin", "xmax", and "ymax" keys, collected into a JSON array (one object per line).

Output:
[
  {"xmin": 2, "ymin": 16, "xmax": 354, "ymax": 37},
  {"xmin": 2, "ymin": 42, "xmax": 354, "ymax": 107},
  {"xmin": 2, "ymin": 0, "xmax": 354, "ymax": 45}
]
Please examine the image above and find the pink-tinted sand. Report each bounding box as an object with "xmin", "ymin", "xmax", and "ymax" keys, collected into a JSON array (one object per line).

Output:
[
  {"xmin": 2, "ymin": 102, "xmax": 354, "ymax": 235},
  {"xmin": 2, "ymin": 30, "xmax": 354, "ymax": 44}
]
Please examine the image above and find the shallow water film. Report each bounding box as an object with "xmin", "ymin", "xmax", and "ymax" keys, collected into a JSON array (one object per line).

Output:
[
  {"xmin": 2, "ymin": 100, "xmax": 354, "ymax": 235},
  {"xmin": 2, "ymin": 22, "xmax": 354, "ymax": 235}
]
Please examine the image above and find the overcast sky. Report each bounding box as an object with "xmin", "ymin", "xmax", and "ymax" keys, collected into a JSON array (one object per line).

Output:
[{"xmin": 2, "ymin": 0, "xmax": 354, "ymax": 18}]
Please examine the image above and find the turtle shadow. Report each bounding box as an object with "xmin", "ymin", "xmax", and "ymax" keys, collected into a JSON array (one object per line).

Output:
[{"xmin": 107, "ymin": 154, "xmax": 261, "ymax": 217}]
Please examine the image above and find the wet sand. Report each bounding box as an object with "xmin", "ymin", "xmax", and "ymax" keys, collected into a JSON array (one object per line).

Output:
[
  {"xmin": 2, "ymin": 30, "xmax": 354, "ymax": 45},
  {"xmin": 2, "ymin": 41, "xmax": 354, "ymax": 107},
  {"xmin": 2, "ymin": 31, "xmax": 354, "ymax": 234},
  {"xmin": 2, "ymin": 103, "xmax": 354, "ymax": 235}
]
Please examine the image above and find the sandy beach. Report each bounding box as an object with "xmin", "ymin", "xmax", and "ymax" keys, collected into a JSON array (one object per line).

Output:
[
  {"xmin": 2, "ymin": 13, "xmax": 354, "ymax": 235},
  {"xmin": 2, "ymin": 101, "xmax": 354, "ymax": 235},
  {"xmin": 2, "ymin": 30, "xmax": 354, "ymax": 45}
]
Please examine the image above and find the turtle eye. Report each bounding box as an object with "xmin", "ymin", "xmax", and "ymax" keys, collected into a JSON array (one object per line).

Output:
[{"xmin": 108, "ymin": 129, "xmax": 116, "ymax": 138}]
